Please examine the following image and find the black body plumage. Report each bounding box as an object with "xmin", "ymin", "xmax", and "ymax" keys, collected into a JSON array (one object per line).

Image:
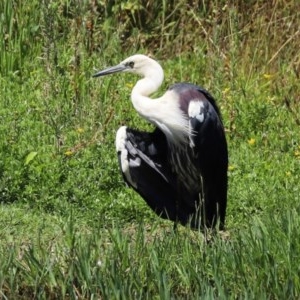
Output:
[{"xmin": 118, "ymin": 83, "xmax": 228, "ymax": 230}]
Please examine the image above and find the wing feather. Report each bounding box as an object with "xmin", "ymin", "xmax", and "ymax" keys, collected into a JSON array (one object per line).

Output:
[
  {"xmin": 116, "ymin": 127, "xmax": 197, "ymax": 224},
  {"xmin": 169, "ymin": 83, "xmax": 228, "ymax": 228}
]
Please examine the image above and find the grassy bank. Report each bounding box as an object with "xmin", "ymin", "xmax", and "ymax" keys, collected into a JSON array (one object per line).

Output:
[{"xmin": 0, "ymin": 0, "xmax": 300, "ymax": 298}]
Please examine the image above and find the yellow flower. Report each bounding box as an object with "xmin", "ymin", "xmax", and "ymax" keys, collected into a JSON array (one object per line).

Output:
[
  {"xmin": 76, "ymin": 127, "xmax": 84, "ymax": 133},
  {"xmin": 295, "ymin": 150, "xmax": 300, "ymax": 157},
  {"xmin": 222, "ymin": 87, "xmax": 230, "ymax": 95},
  {"xmin": 126, "ymin": 83, "xmax": 134, "ymax": 89},
  {"xmin": 228, "ymin": 165, "xmax": 235, "ymax": 171},
  {"xmin": 65, "ymin": 150, "xmax": 73, "ymax": 156},
  {"xmin": 286, "ymin": 171, "xmax": 291, "ymax": 176},
  {"xmin": 248, "ymin": 138, "xmax": 256, "ymax": 146},
  {"xmin": 263, "ymin": 73, "xmax": 275, "ymax": 79}
]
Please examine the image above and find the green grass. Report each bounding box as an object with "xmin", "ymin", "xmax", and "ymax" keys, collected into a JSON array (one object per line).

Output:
[
  {"xmin": 1, "ymin": 0, "xmax": 300, "ymax": 298},
  {"xmin": 1, "ymin": 208, "xmax": 300, "ymax": 298}
]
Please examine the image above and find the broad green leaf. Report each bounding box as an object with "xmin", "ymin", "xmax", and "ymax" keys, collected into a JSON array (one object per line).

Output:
[{"xmin": 24, "ymin": 151, "xmax": 38, "ymax": 166}]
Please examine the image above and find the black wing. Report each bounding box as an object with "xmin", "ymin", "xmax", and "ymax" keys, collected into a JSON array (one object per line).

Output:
[
  {"xmin": 116, "ymin": 126, "xmax": 198, "ymax": 226},
  {"xmin": 170, "ymin": 83, "xmax": 228, "ymax": 229}
]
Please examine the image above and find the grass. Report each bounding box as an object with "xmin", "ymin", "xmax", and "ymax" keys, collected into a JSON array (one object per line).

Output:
[
  {"xmin": 0, "ymin": 0, "xmax": 300, "ymax": 298},
  {"xmin": 1, "ymin": 209, "xmax": 300, "ymax": 298}
]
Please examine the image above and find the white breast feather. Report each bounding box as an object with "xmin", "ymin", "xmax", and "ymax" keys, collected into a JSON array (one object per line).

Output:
[{"xmin": 151, "ymin": 91, "xmax": 189, "ymax": 144}]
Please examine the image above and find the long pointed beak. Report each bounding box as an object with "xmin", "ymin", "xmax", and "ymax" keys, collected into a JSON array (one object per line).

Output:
[{"xmin": 92, "ymin": 64, "xmax": 127, "ymax": 78}]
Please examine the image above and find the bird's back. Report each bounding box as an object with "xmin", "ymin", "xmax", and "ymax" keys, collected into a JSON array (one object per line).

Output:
[
  {"xmin": 169, "ymin": 83, "xmax": 221, "ymax": 117},
  {"xmin": 168, "ymin": 83, "xmax": 228, "ymax": 228}
]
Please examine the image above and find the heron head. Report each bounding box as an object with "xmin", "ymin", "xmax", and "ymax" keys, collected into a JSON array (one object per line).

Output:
[{"xmin": 93, "ymin": 54, "xmax": 162, "ymax": 78}]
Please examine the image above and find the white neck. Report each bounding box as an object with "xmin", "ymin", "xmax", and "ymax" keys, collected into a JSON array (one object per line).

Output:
[
  {"xmin": 130, "ymin": 59, "xmax": 189, "ymax": 143},
  {"xmin": 130, "ymin": 65, "xmax": 164, "ymax": 120}
]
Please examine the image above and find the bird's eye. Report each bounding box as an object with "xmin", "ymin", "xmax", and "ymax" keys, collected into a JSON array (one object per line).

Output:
[{"xmin": 126, "ymin": 61, "xmax": 134, "ymax": 68}]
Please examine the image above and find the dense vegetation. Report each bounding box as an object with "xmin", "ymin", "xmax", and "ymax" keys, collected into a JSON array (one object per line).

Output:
[{"xmin": 0, "ymin": 0, "xmax": 299, "ymax": 298}]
